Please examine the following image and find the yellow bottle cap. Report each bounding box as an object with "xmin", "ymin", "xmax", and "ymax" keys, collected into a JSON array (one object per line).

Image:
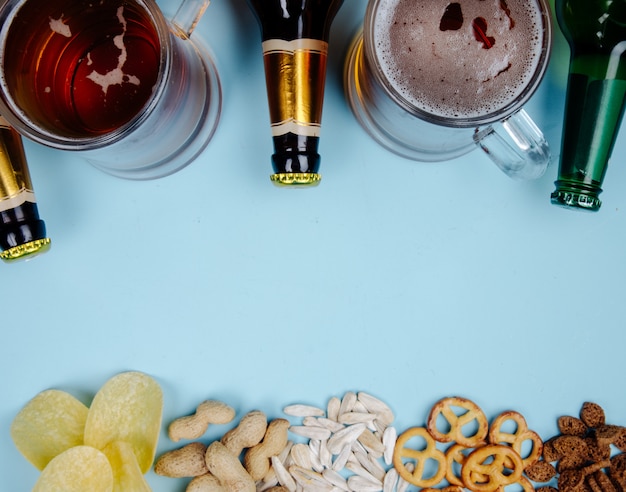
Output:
[
  {"xmin": 270, "ymin": 172, "xmax": 321, "ymax": 187},
  {"xmin": 1, "ymin": 238, "xmax": 52, "ymax": 263}
]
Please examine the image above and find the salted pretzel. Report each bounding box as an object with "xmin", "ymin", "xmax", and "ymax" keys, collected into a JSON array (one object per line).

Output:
[
  {"xmin": 392, "ymin": 426, "xmax": 447, "ymax": 487},
  {"xmin": 461, "ymin": 444, "xmax": 524, "ymax": 492},
  {"xmin": 427, "ymin": 397, "xmax": 489, "ymax": 447},
  {"xmin": 488, "ymin": 410, "xmax": 543, "ymax": 468}
]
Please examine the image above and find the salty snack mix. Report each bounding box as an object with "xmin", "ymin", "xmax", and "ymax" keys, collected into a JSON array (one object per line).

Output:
[{"xmin": 10, "ymin": 371, "xmax": 163, "ymax": 491}]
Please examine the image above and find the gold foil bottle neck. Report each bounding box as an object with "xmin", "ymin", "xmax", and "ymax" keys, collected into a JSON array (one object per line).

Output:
[
  {"xmin": 270, "ymin": 173, "xmax": 321, "ymax": 187},
  {"xmin": 0, "ymin": 237, "xmax": 52, "ymax": 262}
]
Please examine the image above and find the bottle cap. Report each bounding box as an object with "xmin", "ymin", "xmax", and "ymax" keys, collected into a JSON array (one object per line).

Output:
[
  {"xmin": 270, "ymin": 172, "xmax": 321, "ymax": 187},
  {"xmin": 0, "ymin": 237, "xmax": 51, "ymax": 262},
  {"xmin": 551, "ymin": 181, "xmax": 602, "ymax": 212}
]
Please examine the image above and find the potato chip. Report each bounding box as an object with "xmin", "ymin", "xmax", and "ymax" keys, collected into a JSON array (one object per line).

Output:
[
  {"xmin": 102, "ymin": 440, "xmax": 152, "ymax": 492},
  {"xmin": 84, "ymin": 371, "xmax": 163, "ymax": 474},
  {"xmin": 10, "ymin": 389, "xmax": 89, "ymax": 470},
  {"xmin": 33, "ymin": 445, "xmax": 113, "ymax": 492}
]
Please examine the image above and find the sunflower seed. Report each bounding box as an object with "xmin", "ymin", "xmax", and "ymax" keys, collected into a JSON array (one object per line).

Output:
[
  {"xmin": 354, "ymin": 449, "xmax": 386, "ymax": 482},
  {"xmin": 382, "ymin": 468, "xmax": 398, "ymax": 492},
  {"xmin": 327, "ymin": 423, "xmax": 366, "ymax": 455},
  {"xmin": 314, "ymin": 417, "xmax": 346, "ymax": 433},
  {"xmin": 357, "ymin": 393, "xmax": 394, "ymax": 426},
  {"xmin": 327, "ymin": 397, "xmax": 341, "ymax": 422},
  {"xmin": 346, "ymin": 475, "xmax": 383, "ymax": 492},
  {"xmin": 358, "ymin": 428, "xmax": 385, "ymax": 457},
  {"xmin": 271, "ymin": 456, "xmax": 297, "ymax": 492},
  {"xmin": 338, "ymin": 412, "xmax": 377, "ymax": 426},
  {"xmin": 345, "ymin": 460, "xmax": 380, "ymax": 484},
  {"xmin": 382, "ymin": 426, "xmax": 397, "ymax": 465},
  {"xmin": 319, "ymin": 439, "xmax": 333, "ymax": 469},
  {"xmin": 284, "ymin": 404, "xmax": 326, "ymax": 418},
  {"xmin": 339, "ymin": 392, "xmax": 357, "ymax": 416},
  {"xmin": 290, "ymin": 443, "xmax": 313, "ymax": 469},
  {"xmin": 289, "ymin": 465, "xmax": 333, "ymax": 491},
  {"xmin": 332, "ymin": 444, "xmax": 352, "ymax": 471},
  {"xmin": 322, "ymin": 469, "xmax": 349, "ymax": 491},
  {"xmin": 290, "ymin": 425, "xmax": 332, "ymax": 441}
]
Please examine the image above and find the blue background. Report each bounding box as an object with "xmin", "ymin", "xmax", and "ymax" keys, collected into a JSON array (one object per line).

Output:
[{"xmin": 2, "ymin": 0, "xmax": 625, "ymax": 490}]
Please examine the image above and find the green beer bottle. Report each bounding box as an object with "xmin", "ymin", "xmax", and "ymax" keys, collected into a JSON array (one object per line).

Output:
[{"xmin": 551, "ymin": 0, "xmax": 626, "ymax": 211}]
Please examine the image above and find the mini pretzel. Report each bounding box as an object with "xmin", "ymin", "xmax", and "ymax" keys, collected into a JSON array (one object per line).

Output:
[
  {"xmin": 392, "ymin": 426, "xmax": 447, "ymax": 487},
  {"xmin": 446, "ymin": 443, "xmax": 489, "ymax": 487},
  {"xmin": 488, "ymin": 411, "xmax": 543, "ymax": 468},
  {"xmin": 461, "ymin": 444, "xmax": 524, "ymax": 492},
  {"xmin": 427, "ymin": 397, "xmax": 489, "ymax": 447}
]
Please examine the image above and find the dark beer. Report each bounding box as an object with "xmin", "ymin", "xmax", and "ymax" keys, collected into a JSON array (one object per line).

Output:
[
  {"xmin": 2, "ymin": 0, "xmax": 160, "ymax": 137},
  {"xmin": 551, "ymin": 0, "xmax": 626, "ymax": 211},
  {"xmin": 0, "ymin": 117, "xmax": 50, "ymax": 262},
  {"xmin": 247, "ymin": 0, "xmax": 344, "ymax": 186}
]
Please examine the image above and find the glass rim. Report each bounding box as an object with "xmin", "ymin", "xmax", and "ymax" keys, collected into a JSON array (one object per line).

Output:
[
  {"xmin": 363, "ymin": 0, "xmax": 553, "ymax": 128},
  {"xmin": 0, "ymin": 0, "xmax": 171, "ymax": 151}
]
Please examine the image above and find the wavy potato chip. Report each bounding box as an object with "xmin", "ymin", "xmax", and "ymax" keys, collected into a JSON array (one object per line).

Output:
[
  {"xmin": 103, "ymin": 440, "xmax": 152, "ymax": 492},
  {"xmin": 33, "ymin": 445, "xmax": 113, "ymax": 492},
  {"xmin": 10, "ymin": 389, "xmax": 89, "ymax": 470},
  {"xmin": 84, "ymin": 371, "xmax": 163, "ymax": 474}
]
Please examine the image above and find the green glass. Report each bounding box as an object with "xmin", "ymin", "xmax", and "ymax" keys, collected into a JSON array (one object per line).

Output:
[{"xmin": 551, "ymin": 0, "xmax": 626, "ymax": 211}]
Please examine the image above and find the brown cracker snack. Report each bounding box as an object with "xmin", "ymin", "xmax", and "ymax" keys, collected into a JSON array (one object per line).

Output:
[{"xmin": 534, "ymin": 402, "xmax": 626, "ymax": 492}]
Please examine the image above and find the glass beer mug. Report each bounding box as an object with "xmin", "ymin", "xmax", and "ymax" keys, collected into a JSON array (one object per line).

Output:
[
  {"xmin": 344, "ymin": 0, "xmax": 553, "ymax": 180},
  {"xmin": 0, "ymin": 0, "xmax": 221, "ymax": 180}
]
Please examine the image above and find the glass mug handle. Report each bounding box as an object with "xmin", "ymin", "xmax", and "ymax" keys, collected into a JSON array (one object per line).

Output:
[
  {"xmin": 172, "ymin": 0, "xmax": 211, "ymax": 37},
  {"xmin": 474, "ymin": 109, "xmax": 551, "ymax": 180}
]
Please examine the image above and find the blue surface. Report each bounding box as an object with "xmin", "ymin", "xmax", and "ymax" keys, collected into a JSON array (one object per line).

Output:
[{"xmin": 2, "ymin": 0, "xmax": 625, "ymax": 490}]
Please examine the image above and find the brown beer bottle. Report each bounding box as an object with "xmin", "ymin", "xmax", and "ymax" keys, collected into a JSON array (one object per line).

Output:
[
  {"xmin": 247, "ymin": 0, "xmax": 344, "ymax": 186},
  {"xmin": 0, "ymin": 116, "xmax": 51, "ymax": 262}
]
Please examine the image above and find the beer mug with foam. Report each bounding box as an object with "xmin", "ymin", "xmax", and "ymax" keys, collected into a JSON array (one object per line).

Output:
[
  {"xmin": 344, "ymin": 0, "xmax": 553, "ymax": 180},
  {"xmin": 0, "ymin": 0, "xmax": 221, "ymax": 179}
]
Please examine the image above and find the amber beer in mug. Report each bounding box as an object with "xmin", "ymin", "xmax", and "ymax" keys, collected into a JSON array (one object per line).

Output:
[
  {"xmin": 0, "ymin": 0, "xmax": 221, "ymax": 179},
  {"xmin": 345, "ymin": 0, "xmax": 553, "ymax": 179}
]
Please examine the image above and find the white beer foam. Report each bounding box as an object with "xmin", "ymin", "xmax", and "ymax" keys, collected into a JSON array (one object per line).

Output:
[
  {"xmin": 85, "ymin": 6, "xmax": 141, "ymax": 96},
  {"xmin": 373, "ymin": 0, "xmax": 544, "ymax": 119}
]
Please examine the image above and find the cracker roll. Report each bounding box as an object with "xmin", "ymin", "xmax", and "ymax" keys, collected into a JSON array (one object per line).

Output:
[
  {"xmin": 247, "ymin": 0, "xmax": 344, "ymax": 186},
  {"xmin": 0, "ymin": 116, "xmax": 50, "ymax": 262}
]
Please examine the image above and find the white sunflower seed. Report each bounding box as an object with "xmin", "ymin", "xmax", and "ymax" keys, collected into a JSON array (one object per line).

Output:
[
  {"xmin": 382, "ymin": 426, "xmax": 397, "ymax": 465},
  {"xmin": 290, "ymin": 425, "xmax": 332, "ymax": 441},
  {"xmin": 358, "ymin": 428, "xmax": 385, "ymax": 457},
  {"xmin": 357, "ymin": 393, "xmax": 394, "ymax": 426},
  {"xmin": 353, "ymin": 449, "xmax": 386, "ymax": 482},
  {"xmin": 338, "ymin": 412, "xmax": 376, "ymax": 426},
  {"xmin": 327, "ymin": 397, "xmax": 341, "ymax": 422},
  {"xmin": 322, "ymin": 469, "xmax": 349, "ymax": 491},
  {"xmin": 332, "ymin": 444, "xmax": 352, "ymax": 471},
  {"xmin": 345, "ymin": 460, "xmax": 379, "ymax": 484},
  {"xmin": 271, "ymin": 455, "xmax": 297, "ymax": 492},
  {"xmin": 314, "ymin": 417, "xmax": 346, "ymax": 433},
  {"xmin": 382, "ymin": 468, "xmax": 398, "ymax": 492},
  {"xmin": 319, "ymin": 439, "xmax": 333, "ymax": 469},
  {"xmin": 284, "ymin": 404, "xmax": 326, "ymax": 417},
  {"xmin": 289, "ymin": 465, "xmax": 334, "ymax": 491},
  {"xmin": 327, "ymin": 423, "xmax": 366, "ymax": 455},
  {"xmin": 290, "ymin": 443, "xmax": 313, "ymax": 469},
  {"xmin": 346, "ymin": 475, "xmax": 383, "ymax": 492},
  {"xmin": 339, "ymin": 392, "xmax": 357, "ymax": 415}
]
